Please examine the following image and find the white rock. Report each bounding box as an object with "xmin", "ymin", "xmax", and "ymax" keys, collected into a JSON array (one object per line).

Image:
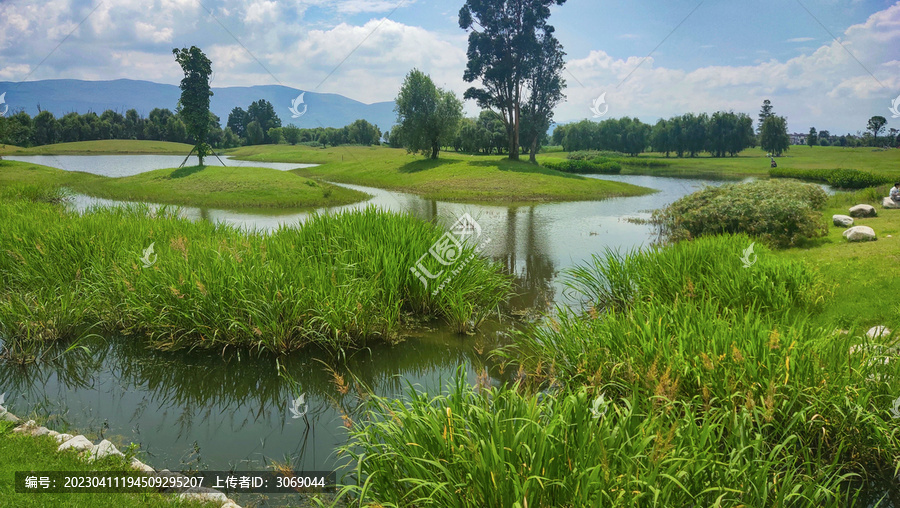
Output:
[
  {"xmin": 222, "ymin": 501, "xmax": 242, "ymax": 508},
  {"xmin": 842, "ymin": 225, "xmax": 877, "ymax": 242},
  {"xmin": 13, "ymin": 420, "xmax": 37, "ymax": 433},
  {"xmin": 47, "ymin": 430, "xmax": 59, "ymax": 438},
  {"xmin": 178, "ymin": 491, "xmax": 228, "ymax": 504},
  {"xmin": 88, "ymin": 439, "xmax": 125, "ymax": 461},
  {"xmin": 58, "ymin": 435, "xmax": 94, "ymax": 452},
  {"xmin": 883, "ymin": 197, "xmax": 900, "ymax": 209},
  {"xmin": 832, "ymin": 214, "xmax": 854, "ymax": 227},
  {"xmin": 0, "ymin": 409, "xmax": 21, "ymax": 423},
  {"xmin": 31, "ymin": 426, "xmax": 50, "ymax": 437},
  {"xmin": 867, "ymin": 326, "xmax": 893, "ymax": 339},
  {"xmin": 54, "ymin": 433, "xmax": 74, "ymax": 444},
  {"xmin": 130, "ymin": 459, "xmax": 155, "ymax": 473},
  {"xmin": 849, "ymin": 204, "xmax": 877, "ymax": 217}
]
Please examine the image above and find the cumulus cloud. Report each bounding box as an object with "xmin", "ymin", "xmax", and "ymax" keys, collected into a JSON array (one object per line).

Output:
[{"xmin": 557, "ymin": 3, "xmax": 900, "ymax": 132}]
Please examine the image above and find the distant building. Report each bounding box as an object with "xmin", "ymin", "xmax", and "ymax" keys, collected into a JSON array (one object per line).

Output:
[{"xmin": 789, "ymin": 133, "xmax": 807, "ymax": 145}]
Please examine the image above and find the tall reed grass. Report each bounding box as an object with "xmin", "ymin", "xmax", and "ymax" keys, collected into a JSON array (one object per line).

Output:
[
  {"xmin": 331, "ymin": 235, "xmax": 900, "ymax": 506},
  {"xmin": 0, "ymin": 193, "xmax": 511, "ymax": 353}
]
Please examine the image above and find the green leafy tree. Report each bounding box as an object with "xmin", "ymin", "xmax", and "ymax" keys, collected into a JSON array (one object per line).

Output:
[
  {"xmin": 867, "ymin": 115, "xmax": 887, "ymax": 144},
  {"xmin": 282, "ymin": 125, "xmax": 301, "ymax": 145},
  {"xmin": 227, "ymin": 107, "xmax": 248, "ymax": 139},
  {"xmin": 172, "ymin": 46, "xmax": 213, "ymax": 164},
  {"xmin": 247, "ymin": 100, "xmax": 281, "ymax": 143},
  {"xmin": 807, "ymin": 127, "xmax": 817, "ymax": 147},
  {"xmin": 650, "ymin": 119, "xmax": 671, "ymax": 156},
  {"xmin": 459, "ymin": 0, "xmax": 567, "ymax": 160},
  {"xmin": 757, "ymin": 99, "xmax": 773, "ymax": 133},
  {"xmin": 520, "ymin": 30, "xmax": 566, "ymax": 162},
  {"xmin": 759, "ymin": 115, "xmax": 790, "ymax": 156},
  {"xmin": 32, "ymin": 111, "xmax": 58, "ymax": 146},
  {"xmin": 394, "ymin": 69, "xmax": 463, "ymax": 159},
  {"xmin": 246, "ymin": 120, "xmax": 264, "ymax": 145}
]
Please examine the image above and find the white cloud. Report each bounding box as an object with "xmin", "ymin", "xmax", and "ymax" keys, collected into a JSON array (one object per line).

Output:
[{"xmin": 787, "ymin": 37, "xmax": 815, "ymax": 42}]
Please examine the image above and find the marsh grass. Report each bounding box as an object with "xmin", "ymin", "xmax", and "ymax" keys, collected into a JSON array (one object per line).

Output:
[
  {"xmin": 0, "ymin": 194, "xmax": 511, "ymax": 353},
  {"xmin": 332, "ymin": 235, "xmax": 900, "ymax": 506}
]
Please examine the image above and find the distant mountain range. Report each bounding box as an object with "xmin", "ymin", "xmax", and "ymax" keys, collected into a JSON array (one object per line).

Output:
[{"xmin": 0, "ymin": 79, "xmax": 397, "ymax": 130}]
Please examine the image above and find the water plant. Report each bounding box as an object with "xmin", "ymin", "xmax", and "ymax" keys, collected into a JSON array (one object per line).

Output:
[{"xmin": 0, "ymin": 192, "xmax": 512, "ymax": 353}]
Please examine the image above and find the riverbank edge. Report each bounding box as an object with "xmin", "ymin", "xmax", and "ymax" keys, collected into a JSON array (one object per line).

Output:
[{"xmin": 0, "ymin": 405, "xmax": 242, "ymax": 508}]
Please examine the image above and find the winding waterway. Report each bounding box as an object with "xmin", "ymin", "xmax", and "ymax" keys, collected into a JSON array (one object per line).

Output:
[{"xmin": 1, "ymin": 155, "xmax": 760, "ymax": 505}]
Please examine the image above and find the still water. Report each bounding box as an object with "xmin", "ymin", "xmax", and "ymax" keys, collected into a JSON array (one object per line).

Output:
[
  {"xmin": 3, "ymin": 154, "xmax": 315, "ymax": 176},
  {"xmin": 0, "ymin": 155, "xmax": 740, "ymax": 504}
]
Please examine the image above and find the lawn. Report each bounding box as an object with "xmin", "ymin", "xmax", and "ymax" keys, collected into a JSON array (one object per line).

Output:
[
  {"xmin": 0, "ymin": 159, "xmax": 368, "ymax": 211},
  {"xmin": 777, "ymin": 186, "xmax": 900, "ymax": 328},
  {"xmin": 227, "ymin": 144, "xmax": 654, "ymax": 204},
  {"xmin": 538, "ymin": 145, "xmax": 900, "ymax": 179},
  {"xmin": 0, "ymin": 139, "xmax": 196, "ymax": 155},
  {"xmin": 0, "ymin": 421, "xmax": 215, "ymax": 508}
]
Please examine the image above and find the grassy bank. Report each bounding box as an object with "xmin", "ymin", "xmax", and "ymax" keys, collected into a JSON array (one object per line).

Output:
[
  {"xmin": 0, "ymin": 186, "xmax": 511, "ymax": 355},
  {"xmin": 0, "ymin": 160, "xmax": 367, "ymax": 210},
  {"xmin": 227, "ymin": 144, "xmax": 653, "ymax": 204},
  {"xmin": 538, "ymin": 145, "xmax": 900, "ymax": 180},
  {"xmin": 778, "ymin": 184, "xmax": 900, "ymax": 327},
  {"xmin": 333, "ymin": 234, "xmax": 900, "ymax": 507},
  {"xmin": 0, "ymin": 421, "xmax": 213, "ymax": 508},
  {"xmin": 0, "ymin": 139, "xmax": 196, "ymax": 155}
]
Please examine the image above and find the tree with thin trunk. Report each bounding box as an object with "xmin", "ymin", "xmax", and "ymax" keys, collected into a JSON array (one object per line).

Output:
[
  {"xmin": 757, "ymin": 99, "xmax": 773, "ymax": 133},
  {"xmin": 459, "ymin": 0, "xmax": 566, "ymax": 161},
  {"xmin": 520, "ymin": 29, "xmax": 566, "ymax": 163},
  {"xmin": 172, "ymin": 46, "xmax": 213, "ymax": 165},
  {"xmin": 394, "ymin": 69, "xmax": 462, "ymax": 159},
  {"xmin": 760, "ymin": 115, "xmax": 790, "ymax": 156},
  {"xmin": 867, "ymin": 115, "xmax": 887, "ymax": 144}
]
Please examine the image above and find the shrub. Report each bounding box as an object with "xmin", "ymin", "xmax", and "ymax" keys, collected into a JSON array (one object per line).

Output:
[
  {"xmin": 769, "ymin": 168, "xmax": 894, "ymax": 189},
  {"xmin": 541, "ymin": 158, "xmax": 622, "ymax": 174},
  {"xmin": 566, "ymin": 150, "xmax": 625, "ymax": 160},
  {"xmin": 652, "ymin": 179, "xmax": 828, "ymax": 247}
]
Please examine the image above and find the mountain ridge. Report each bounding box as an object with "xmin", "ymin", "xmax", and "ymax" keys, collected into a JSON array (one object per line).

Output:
[{"xmin": 0, "ymin": 79, "xmax": 397, "ymax": 130}]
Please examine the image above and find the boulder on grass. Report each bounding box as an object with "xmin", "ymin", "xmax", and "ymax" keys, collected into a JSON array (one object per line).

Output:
[
  {"xmin": 832, "ymin": 214, "xmax": 854, "ymax": 227},
  {"xmin": 849, "ymin": 204, "xmax": 877, "ymax": 217},
  {"xmin": 884, "ymin": 197, "xmax": 900, "ymax": 209},
  {"xmin": 842, "ymin": 225, "xmax": 877, "ymax": 242}
]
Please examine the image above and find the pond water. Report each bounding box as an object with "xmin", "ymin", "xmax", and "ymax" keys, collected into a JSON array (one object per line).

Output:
[
  {"xmin": 0, "ymin": 155, "xmax": 796, "ymax": 504},
  {"xmin": 3, "ymin": 154, "xmax": 315, "ymax": 176}
]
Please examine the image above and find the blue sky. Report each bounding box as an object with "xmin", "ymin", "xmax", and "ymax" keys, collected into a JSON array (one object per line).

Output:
[{"xmin": 1, "ymin": 0, "xmax": 898, "ymax": 134}]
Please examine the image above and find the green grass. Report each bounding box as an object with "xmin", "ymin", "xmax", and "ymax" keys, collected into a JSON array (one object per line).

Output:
[
  {"xmin": 0, "ymin": 189, "xmax": 512, "ymax": 354},
  {"xmin": 0, "ymin": 421, "xmax": 216, "ymax": 508},
  {"xmin": 538, "ymin": 145, "xmax": 900, "ymax": 180},
  {"xmin": 0, "ymin": 139, "xmax": 196, "ymax": 155},
  {"xmin": 331, "ymin": 234, "xmax": 900, "ymax": 507},
  {"xmin": 0, "ymin": 159, "xmax": 368, "ymax": 211},
  {"xmin": 777, "ymin": 184, "xmax": 900, "ymax": 328},
  {"xmin": 226, "ymin": 144, "xmax": 654, "ymax": 204}
]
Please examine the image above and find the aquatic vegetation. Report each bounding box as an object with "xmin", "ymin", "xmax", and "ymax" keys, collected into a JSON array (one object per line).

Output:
[
  {"xmin": 0, "ymin": 194, "xmax": 511, "ymax": 353},
  {"xmin": 334, "ymin": 235, "xmax": 899, "ymax": 506}
]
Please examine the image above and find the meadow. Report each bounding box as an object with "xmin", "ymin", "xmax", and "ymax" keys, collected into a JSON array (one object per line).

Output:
[
  {"xmin": 0, "ymin": 159, "xmax": 367, "ymax": 210},
  {"xmin": 226, "ymin": 144, "xmax": 654, "ymax": 204}
]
